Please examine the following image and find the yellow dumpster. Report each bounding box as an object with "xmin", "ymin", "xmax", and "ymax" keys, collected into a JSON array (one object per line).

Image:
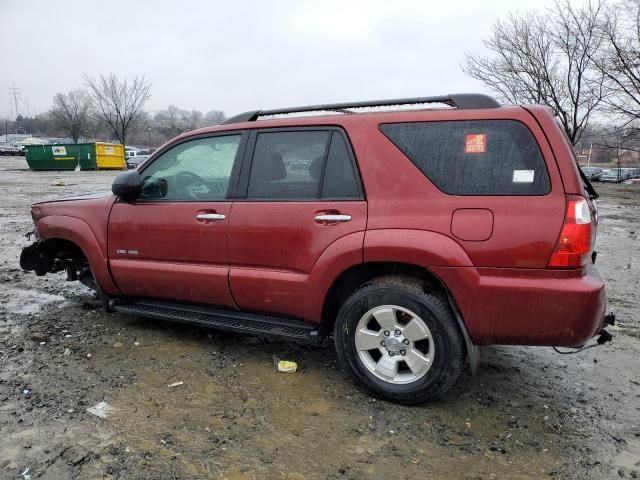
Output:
[{"xmin": 95, "ymin": 142, "xmax": 126, "ymax": 170}]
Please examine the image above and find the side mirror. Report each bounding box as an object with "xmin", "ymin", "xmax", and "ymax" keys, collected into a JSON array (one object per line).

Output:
[{"xmin": 112, "ymin": 170, "xmax": 142, "ymax": 201}]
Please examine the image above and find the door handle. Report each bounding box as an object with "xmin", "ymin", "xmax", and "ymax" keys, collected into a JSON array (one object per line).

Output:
[
  {"xmin": 314, "ymin": 214, "xmax": 351, "ymax": 223},
  {"xmin": 196, "ymin": 213, "xmax": 226, "ymax": 220}
]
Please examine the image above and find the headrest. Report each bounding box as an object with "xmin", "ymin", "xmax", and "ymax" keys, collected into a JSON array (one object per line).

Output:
[
  {"xmin": 254, "ymin": 151, "xmax": 286, "ymax": 182},
  {"xmin": 310, "ymin": 156, "xmax": 324, "ymax": 182}
]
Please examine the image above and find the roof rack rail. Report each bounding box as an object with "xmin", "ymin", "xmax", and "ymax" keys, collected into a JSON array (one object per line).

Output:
[{"xmin": 222, "ymin": 93, "xmax": 500, "ymax": 125}]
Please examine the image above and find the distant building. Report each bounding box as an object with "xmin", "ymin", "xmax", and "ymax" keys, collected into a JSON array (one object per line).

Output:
[{"xmin": 2, "ymin": 133, "xmax": 32, "ymax": 144}]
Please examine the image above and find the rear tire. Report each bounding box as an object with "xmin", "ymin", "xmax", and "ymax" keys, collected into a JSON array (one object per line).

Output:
[{"xmin": 334, "ymin": 275, "xmax": 464, "ymax": 404}]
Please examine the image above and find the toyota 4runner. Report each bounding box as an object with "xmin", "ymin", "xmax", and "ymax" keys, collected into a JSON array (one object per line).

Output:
[{"xmin": 20, "ymin": 94, "xmax": 611, "ymax": 404}]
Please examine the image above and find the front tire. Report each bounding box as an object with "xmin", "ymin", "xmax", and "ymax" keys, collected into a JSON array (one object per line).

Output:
[{"xmin": 334, "ymin": 275, "xmax": 464, "ymax": 404}]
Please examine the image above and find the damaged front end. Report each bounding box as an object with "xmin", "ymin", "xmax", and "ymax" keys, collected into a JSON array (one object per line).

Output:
[{"xmin": 20, "ymin": 236, "xmax": 97, "ymax": 291}]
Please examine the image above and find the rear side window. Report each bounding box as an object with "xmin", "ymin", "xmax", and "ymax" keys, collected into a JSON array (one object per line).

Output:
[
  {"xmin": 248, "ymin": 131, "xmax": 329, "ymax": 199},
  {"xmin": 380, "ymin": 120, "xmax": 551, "ymax": 195},
  {"xmin": 246, "ymin": 130, "xmax": 361, "ymax": 200},
  {"xmin": 322, "ymin": 133, "xmax": 360, "ymax": 198}
]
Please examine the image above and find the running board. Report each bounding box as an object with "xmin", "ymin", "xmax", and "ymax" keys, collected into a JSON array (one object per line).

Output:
[{"xmin": 110, "ymin": 299, "xmax": 321, "ymax": 343}]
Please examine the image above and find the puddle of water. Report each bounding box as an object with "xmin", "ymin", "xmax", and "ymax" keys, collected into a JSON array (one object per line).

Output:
[{"xmin": 2, "ymin": 288, "xmax": 65, "ymax": 315}]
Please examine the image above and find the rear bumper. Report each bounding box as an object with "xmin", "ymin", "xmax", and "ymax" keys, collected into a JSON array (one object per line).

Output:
[{"xmin": 434, "ymin": 265, "xmax": 606, "ymax": 347}]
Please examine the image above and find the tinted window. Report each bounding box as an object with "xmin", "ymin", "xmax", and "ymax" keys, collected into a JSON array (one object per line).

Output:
[
  {"xmin": 322, "ymin": 133, "xmax": 360, "ymax": 198},
  {"xmin": 248, "ymin": 131, "xmax": 330, "ymax": 199},
  {"xmin": 139, "ymin": 135, "xmax": 240, "ymax": 201},
  {"xmin": 380, "ymin": 120, "xmax": 550, "ymax": 195}
]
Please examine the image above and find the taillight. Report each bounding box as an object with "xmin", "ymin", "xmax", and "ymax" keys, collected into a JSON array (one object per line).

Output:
[{"xmin": 548, "ymin": 196, "xmax": 593, "ymax": 268}]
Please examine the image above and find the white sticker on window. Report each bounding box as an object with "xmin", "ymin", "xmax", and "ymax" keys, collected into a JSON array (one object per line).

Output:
[{"xmin": 513, "ymin": 170, "xmax": 535, "ymax": 183}]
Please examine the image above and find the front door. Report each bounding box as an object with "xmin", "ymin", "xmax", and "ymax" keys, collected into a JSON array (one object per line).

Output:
[
  {"xmin": 227, "ymin": 128, "xmax": 367, "ymax": 320},
  {"xmin": 108, "ymin": 132, "xmax": 246, "ymax": 307}
]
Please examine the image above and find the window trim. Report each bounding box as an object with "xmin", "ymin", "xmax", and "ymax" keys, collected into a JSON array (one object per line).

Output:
[
  {"xmin": 131, "ymin": 130, "xmax": 249, "ymax": 203},
  {"xmin": 235, "ymin": 126, "xmax": 365, "ymax": 202},
  {"xmin": 378, "ymin": 119, "xmax": 552, "ymax": 197}
]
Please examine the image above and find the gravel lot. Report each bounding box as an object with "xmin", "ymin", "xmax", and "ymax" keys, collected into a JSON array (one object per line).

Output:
[{"xmin": 0, "ymin": 156, "xmax": 638, "ymax": 480}]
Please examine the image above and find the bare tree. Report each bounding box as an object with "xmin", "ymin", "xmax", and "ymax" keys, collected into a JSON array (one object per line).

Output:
[
  {"xmin": 83, "ymin": 73, "xmax": 151, "ymax": 148},
  {"xmin": 595, "ymin": 1, "xmax": 640, "ymax": 124},
  {"xmin": 463, "ymin": 1, "xmax": 606, "ymax": 145},
  {"xmin": 50, "ymin": 90, "xmax": 92, "ymax": 143},
  {"xmin": 153, "ymin": 106, "xmax": 220, "ymax": 138},
  {"xmin": 203, "ymin": 110, "xmax": 226, "ymax": 126}
]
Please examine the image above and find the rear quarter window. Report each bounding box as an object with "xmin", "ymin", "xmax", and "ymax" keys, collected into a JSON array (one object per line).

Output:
[{"xmin": 380, "ymin": 120, "xmax": 551, "ymax": 195}]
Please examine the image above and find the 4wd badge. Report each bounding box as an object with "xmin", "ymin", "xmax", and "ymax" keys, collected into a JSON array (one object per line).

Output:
[{"xmin": 464, "ymin": 133, "xmax": 487, "ymax": 154}]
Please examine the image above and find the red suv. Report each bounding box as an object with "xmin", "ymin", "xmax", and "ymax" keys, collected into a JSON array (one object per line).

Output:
[{"xmin": 20, "ymin": 94, "xmax": 610, "ymax": 403}]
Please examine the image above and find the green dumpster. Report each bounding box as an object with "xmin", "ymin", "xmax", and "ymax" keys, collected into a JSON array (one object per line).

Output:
[
  {"xmin": 25, "ymin": 144, "xmax": 77, "ymax": 170},
  {"xmin": 25, "ymin": 142, "xmax": 125, "ymax": 171}
]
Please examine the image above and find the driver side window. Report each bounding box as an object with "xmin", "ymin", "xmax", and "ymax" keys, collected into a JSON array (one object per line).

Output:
[{"xmin": 139, "ymin": 135, "xmax": 241, "ymax": 201}]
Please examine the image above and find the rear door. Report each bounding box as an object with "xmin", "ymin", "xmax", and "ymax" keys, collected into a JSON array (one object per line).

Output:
[
  {"xmin": 227, "ymin": 127, "xmax": 366, "ymax": 320},
  {"xmin": 108, "ymin": 132, "xmax": 247, "ymax": 306}
]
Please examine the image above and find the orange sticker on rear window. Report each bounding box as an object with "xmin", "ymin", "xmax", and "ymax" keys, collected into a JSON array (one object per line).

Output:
[{"xmin": 465, "ymin": 133, "xmax": 486, "ymax": 154}]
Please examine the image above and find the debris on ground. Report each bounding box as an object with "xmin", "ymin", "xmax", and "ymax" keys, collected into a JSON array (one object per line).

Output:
[
  {"xmin": 168, "ymin": 381, "xmax": 184, "ymax": 388},
  {"xmin": 276, "ymin": 359, "xmax": 298, "ymax": 373},
  {"xmin": 86, "ymin": 401, "xmax": 112, "ymax": 418}
]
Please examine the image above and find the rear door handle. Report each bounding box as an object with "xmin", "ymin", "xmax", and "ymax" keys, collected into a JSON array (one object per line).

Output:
[
  {"xmin": 196, "ymin": 213, "xmax": 226, "ymax": 220},
  {"xmin": 314, "ymin": 214, "xmax": 351, "ymax": 223}
]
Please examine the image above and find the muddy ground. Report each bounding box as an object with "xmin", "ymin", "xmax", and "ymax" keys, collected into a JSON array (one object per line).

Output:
[{"xmin": 0, "ymin": 156, "xmax": 638, "ymax": 480}]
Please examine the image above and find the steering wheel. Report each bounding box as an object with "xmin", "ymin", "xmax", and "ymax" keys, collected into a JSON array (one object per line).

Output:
[
  {"xmin": 175, "ymin": 171, "xmax": 207, "ymax": 199},
  {"xmin": 141, "ymin": 176, "xmax": 168, "ymax": 199}
]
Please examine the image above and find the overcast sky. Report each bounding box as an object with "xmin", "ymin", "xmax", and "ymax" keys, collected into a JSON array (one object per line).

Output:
[{"xmin": 1, "ymin": 0, "xmax": 570, "ymax": 118}]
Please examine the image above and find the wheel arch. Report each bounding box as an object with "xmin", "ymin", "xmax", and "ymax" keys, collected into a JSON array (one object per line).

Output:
[
  {"xmin": 320, "ymin": 262, "xmax": 479, "ymax": 373},
  {"xmin": 35, "ymin": 215, "xmax": 120, "ymax": 296}
]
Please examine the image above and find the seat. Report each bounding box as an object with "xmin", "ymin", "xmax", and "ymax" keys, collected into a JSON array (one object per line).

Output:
[{"xmin": 249, "ymin": 151, "xmax": 287, "ymax": 197}]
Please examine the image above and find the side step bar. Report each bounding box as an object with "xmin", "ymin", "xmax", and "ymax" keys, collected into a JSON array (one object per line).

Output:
[{"xmin": 110, "ymin": 299, "xmax": 321, "ymax": 343}]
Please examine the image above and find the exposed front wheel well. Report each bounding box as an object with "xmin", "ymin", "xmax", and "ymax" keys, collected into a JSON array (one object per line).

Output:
[
  {"xmin": 20, "ymin": 238, "xmax": 96, "ymax": 290},
  {"xmin": 38, "ymin": 238, "xmax": 86, "ymax": 261}
]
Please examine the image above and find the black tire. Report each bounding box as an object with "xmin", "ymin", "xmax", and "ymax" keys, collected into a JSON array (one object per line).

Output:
[{"xmin": 334, "ymin": 275, "xmax": 465, "ymax": 404}]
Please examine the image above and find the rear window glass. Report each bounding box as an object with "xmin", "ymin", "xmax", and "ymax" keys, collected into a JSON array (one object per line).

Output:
[{"xmin": 380, "ymin": 120, "xmax": 551, "ymax": 195}]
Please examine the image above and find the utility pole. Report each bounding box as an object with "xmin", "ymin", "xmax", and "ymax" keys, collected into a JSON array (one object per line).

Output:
[
  {"xmin": 4, "ymin": 120, "xmax": 7, "ymax": 143},
  {"xmin": 9, "ymin": 84, "xmax": 21, "ymax": 119}
]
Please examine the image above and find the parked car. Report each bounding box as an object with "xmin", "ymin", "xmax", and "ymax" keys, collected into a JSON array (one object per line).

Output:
[
  {"xmin": 623, "ymin": 177, "xmax": 640, "ymax": 185},
  {"xmin": 125, "ymin": 148, "xmax": 150, "ymax": 159},
  {"xmin": 19, "ymin": 93, "xmax": 611, "ymax": 404},
  {"xmin": 0, "ymin": 143, "xmax": 22, "ymax": 155},
  {"xmin": 126, "ymin": 155, "xmax": 149, "ymax": 169},
  {"xmin": 600, "ymin": 168, "xmax": 636, "ymax": 183},
  {"xmin": 580, "ymin": 166, "xmax": 603, "ymax": 181}
]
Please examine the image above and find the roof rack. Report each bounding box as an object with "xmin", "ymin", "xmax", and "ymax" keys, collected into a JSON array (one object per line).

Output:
[{"xmin": 222, "ymin": 93, "xmax": 500, "ymax": 125}]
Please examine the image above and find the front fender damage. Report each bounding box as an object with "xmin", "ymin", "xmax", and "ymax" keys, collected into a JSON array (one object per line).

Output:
[{"xmin": 20, "ymin": 239, "xmax": 96, "ymax": 290}]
